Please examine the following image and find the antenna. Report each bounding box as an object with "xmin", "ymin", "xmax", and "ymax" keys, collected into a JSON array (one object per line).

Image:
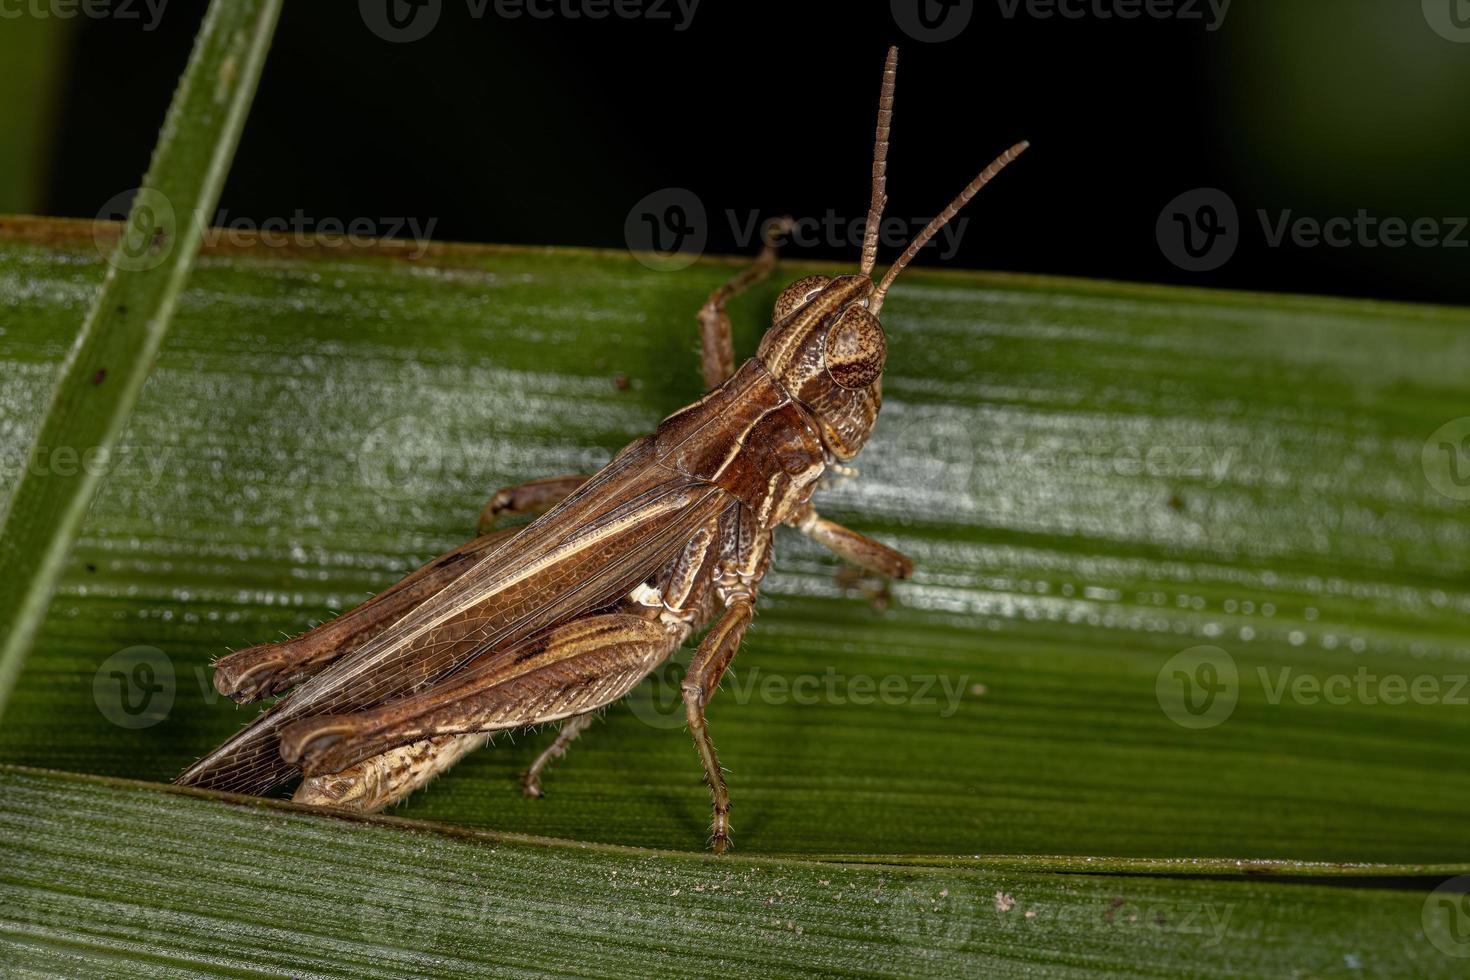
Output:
[
  {"xmin": 869, "ymin": 140, "xmax": 1030, "ymax": 315},
  {"xmin": 859, "ymin": 46, "xmax": 898, "ymax": 279}
]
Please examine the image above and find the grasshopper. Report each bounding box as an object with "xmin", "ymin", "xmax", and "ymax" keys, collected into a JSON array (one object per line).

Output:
[{"xmin": 176, "ymin": 46, "xmax": 1027, "ymax": 852}]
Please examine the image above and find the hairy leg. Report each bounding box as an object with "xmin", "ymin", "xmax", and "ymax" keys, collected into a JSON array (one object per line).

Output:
[
  {"xmin": 293, "ymin": 732, "xmax": 488, "ymax": 811},
  {"xmin": 681, "ymin": 597, "xmax": 754, "ymax": 854},
  {"xmin": 281, "ymin": 612, "xmax": 680, "ymax": 778},
  {"xmin": 521, "ymin": 713, "xmax": 596, "ymax": 798}
]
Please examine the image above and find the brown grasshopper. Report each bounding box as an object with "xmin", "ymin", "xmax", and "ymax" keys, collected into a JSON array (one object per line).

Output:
[{"xmin": 176, "ymin": 46, "xmax": 1027, "ymax": 852}]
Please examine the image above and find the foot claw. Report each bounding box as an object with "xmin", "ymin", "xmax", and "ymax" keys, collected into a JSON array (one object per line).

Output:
[
  {"xmin": 520, "ymin": 771, "xmax": 544, "ymax": 799},
  {"xmin": 835, "ymin": 566, "xmax": 893, "ymax": 611}
]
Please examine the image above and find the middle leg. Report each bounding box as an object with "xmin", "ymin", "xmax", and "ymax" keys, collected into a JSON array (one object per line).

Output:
[
  {"xmin": 521, "ymin": 713, "xmax": 596, "ymax": 798},
  {"xmin": 698, "ymin": 215, "xmax": 794, "ymax": 390}
]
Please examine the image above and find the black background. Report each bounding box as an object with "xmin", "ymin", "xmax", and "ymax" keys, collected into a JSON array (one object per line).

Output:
[{"xmin": 32, "ymin": 0, "xmax": 1470, "ymax": 304}]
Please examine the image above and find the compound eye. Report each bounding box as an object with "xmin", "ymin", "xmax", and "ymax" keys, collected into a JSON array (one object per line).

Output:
[
  {"xmin": 772, "ymin": 276, "xmax": 831, "ymax": 324},
  {"xmin": 824, "ymin": 306, "xmax": 886, "ymax": 389}
]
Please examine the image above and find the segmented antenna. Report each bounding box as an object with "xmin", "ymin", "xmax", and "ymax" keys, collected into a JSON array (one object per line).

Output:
[
  {"xmin": 869, "ymin": 140, "xmax": 1030, "ymax": 315},
  {"xmin": 859, "ymin": 46, "xmax": 898, "ymax": 279}
]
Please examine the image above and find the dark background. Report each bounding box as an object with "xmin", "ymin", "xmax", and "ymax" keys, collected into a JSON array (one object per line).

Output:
[{"xmin": 17, "ymin": 0, "xmax": 1470, "ymax": 304}]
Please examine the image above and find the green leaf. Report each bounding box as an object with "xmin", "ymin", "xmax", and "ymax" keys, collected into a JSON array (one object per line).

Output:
[
  {"xmin": 0, "ymin": 0, "xmax": 283, "ymax": 718},
  {"xmin": 0, "ymin": 218, "xmax": 1466, "ymax": 972},
  {"xmin": 2, "ymin": 766, "xmax": 1461, "ymax": 978}
]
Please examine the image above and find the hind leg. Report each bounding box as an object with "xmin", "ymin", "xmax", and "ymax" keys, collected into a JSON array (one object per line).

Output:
[
  {"xmin": 477, "ymin": 474, "xmax": 591, "ymax": 535},
  {"xmin": 294, "ymin": 712, "xmax": 597, "ymax": 811},
  {"xmin": 282, "ymin": 612, "xmax": 681, "ymax": 779},
  {"xmin": 293, "ymin": 732, "xmax": 489, "ymax": 811}
]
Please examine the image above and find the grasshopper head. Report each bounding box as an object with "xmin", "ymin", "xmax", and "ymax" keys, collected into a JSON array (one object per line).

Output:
[
  {"xmin": 757, "ymin": 274, "xmax": 884, "ymax": 461},
  {"xmin": 754, "ymin": 46, "xmax": 1028, "ymax": 462}
]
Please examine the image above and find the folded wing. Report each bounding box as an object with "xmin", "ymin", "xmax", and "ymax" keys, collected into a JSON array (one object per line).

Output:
[{"xmin": 176, "ymin": 437, "xmax": 727, "ymax": 795}]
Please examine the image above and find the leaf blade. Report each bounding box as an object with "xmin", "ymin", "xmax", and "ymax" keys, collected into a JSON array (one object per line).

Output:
[
  {"xmin": 0, "ymin": 0, "xmax": 283, "ymax": 717},
  {"xmin": 3, "ymin": 766, "xmax": 1462, "ymax": 978},
  {"xmin": 0, "ymin": 222, "xmax": 1465, "ymax": 864}
]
